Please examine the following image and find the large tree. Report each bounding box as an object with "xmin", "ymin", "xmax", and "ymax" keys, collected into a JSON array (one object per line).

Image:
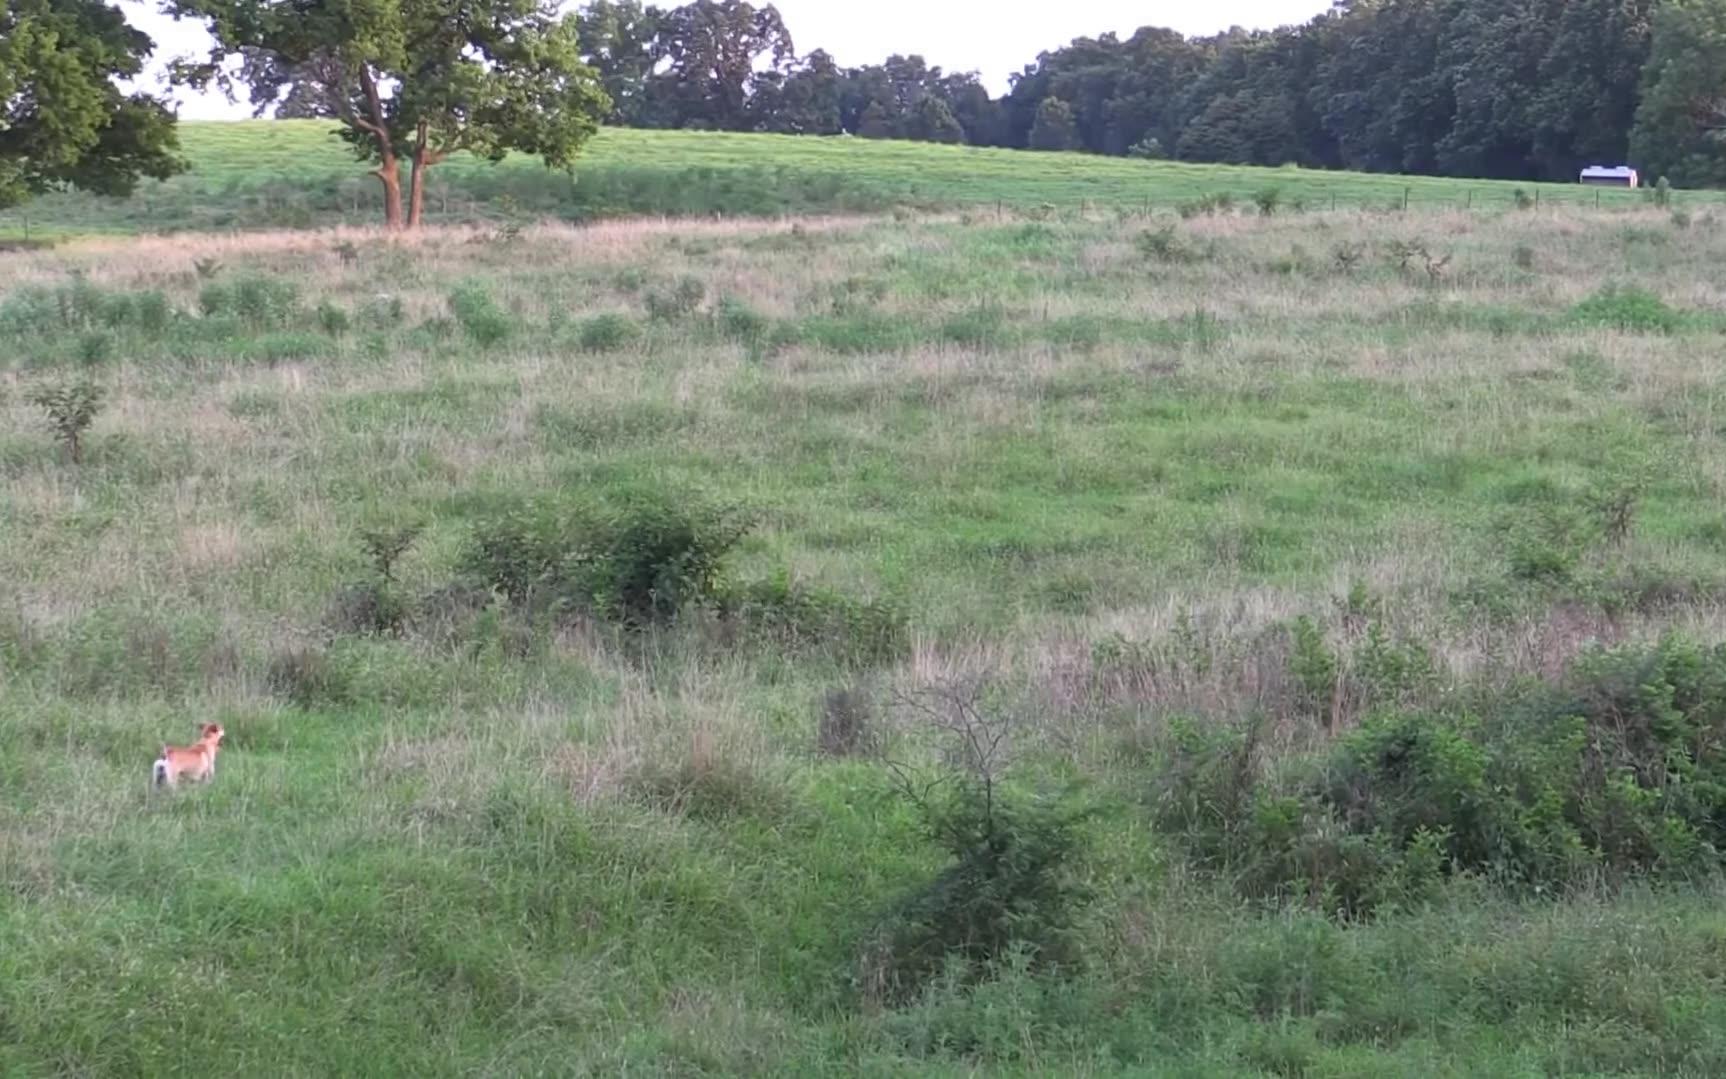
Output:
[
  {"xmin": 576, "ymin": 0, "xmax": 664, "ymax": 127},
  {"xmin": 645, "ymin": 0, "xmax": 791, "ymax": 129},
  {"xmin": 0, "ymin": 0, "xmax": 181, "ymax": 209},
  {"xmin": 1631, "ymin": 0, "xmax": 1726, "ymax": 187},
  {"xmin": 171, "ymin": 0, "xmax": 611, "ymax": 228}
]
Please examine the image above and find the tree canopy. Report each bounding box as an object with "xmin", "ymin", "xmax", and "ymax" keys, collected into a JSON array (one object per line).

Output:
[
  {"xmin": 0, "ymin": 0, "xmax": 182, "ymax": 210},
  {"xmin": 171, "ymin": 0, "xmax": 611, "ymax": 227},
  {"xmin": 548, "ymin": 0, "xmax": 1691, "ymax": 186},
  {"xmin": 1633, "ymin": 0, "xmax": 1726, "ymax": 187}
]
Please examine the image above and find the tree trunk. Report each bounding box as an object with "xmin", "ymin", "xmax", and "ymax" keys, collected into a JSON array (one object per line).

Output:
[
  {"xmin": 357, "ymin": 66, "xmax": 404, "ymax": 231},
  {"xmin": 407, "ymin": 154, "xmax": 430, "ymax": 229},
  {"xmin": 405, "ymin": 121, "xmax": 442, "ymax": 230},
  {"xmin": 375, "ymin": 159, "xmax": 404, "ymax": 230}
]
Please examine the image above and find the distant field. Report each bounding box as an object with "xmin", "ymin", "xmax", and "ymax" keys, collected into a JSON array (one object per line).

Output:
[
  {"xmin": 2, "ymin": 121, "xmax": 1707, "ymax": 237},
  {"xmin": 5, "ymin": 205, "xmax": 1726, "ymax": 1073}
]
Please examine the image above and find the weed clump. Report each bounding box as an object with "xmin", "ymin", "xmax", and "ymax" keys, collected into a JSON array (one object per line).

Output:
[
  {"xmin": 1571, "ymin": 285, "xmax": 1681, "ymax": 333},
  {"xmin": 722, "ymin": 573, "xmax": 909, "ymax": 665},
  {"xmin": 266, "ymin": 645, "xmax": 351, "ymax": 708},
  {"xmin": 645, "ymin": 276, "xmax": 706, "ymax": 321}
]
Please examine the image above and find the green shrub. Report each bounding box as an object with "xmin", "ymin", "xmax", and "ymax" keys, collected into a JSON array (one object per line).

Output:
[
  {"xmin": 867, "ymin": 684, "xmax": 1093, "ymax": 1003},
  {"xmin": 448, "ymin": 284, "xmax": 513, "ymax": 346},
  {"xmin": 1505, "ymin": 504, "xmax": 1590, "ymax": 582},
  {"xmin": 575, "ymin": 313, "xmax": 641, "ymax": 352},
  {"xmin": 722, "ymin": 573, "xmax": 909, "ymax": 664},
  {"xmin": 716, "ymin": 296, "xmax": 771, "ymax": 345},
  {"xmin": 316, "ymin": 301, "xmax": 351, "ymax": 336},
  {"xmin": 200, "ymin": 274, "xmax": 299, "ymax": 328},
  {"xmin": 26, "ymin": 379, "xmax": 104, "ymax": 464},
  {"xmin": 1254, "ymin": 188, "xmax": 1283, "ymax": 216},
  {"xmin": 461, "ymin": 490, "xmax": 751, "ymax": 625},
  {"xmin": 1155, "ymin": 636, "xmax": 1726, "ymax": 915},
  {"xmin": 74, "ymin": 331, "xmax": 114, "ymax": 367},
  {"xmin": 1571, "ymin": 285, "xmax": 1681, "ymax": 333}
]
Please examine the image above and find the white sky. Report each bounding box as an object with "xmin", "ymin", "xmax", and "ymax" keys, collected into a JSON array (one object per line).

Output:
[{"xmin": 120, "ymin": 1, "xmax": 1334, "ymax": 120}]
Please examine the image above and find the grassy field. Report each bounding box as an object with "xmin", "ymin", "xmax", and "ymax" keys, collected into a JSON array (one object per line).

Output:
[
  {"xmin": 2, "ymin": 121, "xmax": 1713, "ymax": 238},
  {"xmin": 4, "ymin": 202, "xmax": 1726, "ymax": 1073}
]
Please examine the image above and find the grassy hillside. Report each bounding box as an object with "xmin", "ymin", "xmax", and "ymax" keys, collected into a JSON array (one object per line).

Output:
[
  {"xmin": 4, "ymin": 206, "xmax": 1726, "ymax": 1072},
  {"xmin": 1, "ymin": 121, "xmax": 1705, "ymax": 237}
]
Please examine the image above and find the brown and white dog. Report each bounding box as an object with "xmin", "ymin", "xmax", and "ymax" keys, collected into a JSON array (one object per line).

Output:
[{"xmin": 152, "ymin": 723, "xmax": 225, "ymax": 788}]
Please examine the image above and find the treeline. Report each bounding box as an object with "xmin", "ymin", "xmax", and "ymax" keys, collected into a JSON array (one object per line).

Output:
[{"xmin": 565, "ymin": 0, "xmax": 1724, "ymax": 187}]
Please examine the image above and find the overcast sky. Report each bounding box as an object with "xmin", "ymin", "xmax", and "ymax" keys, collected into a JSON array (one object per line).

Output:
[{"xmin": 120, "ymin": 1, "xmax": 1334, "ymax": 120}]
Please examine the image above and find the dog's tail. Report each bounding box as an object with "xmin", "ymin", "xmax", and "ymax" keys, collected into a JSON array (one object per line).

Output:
[{"xmin": 152, "ymin": 753, "xmax": 168, "ymax": 788}]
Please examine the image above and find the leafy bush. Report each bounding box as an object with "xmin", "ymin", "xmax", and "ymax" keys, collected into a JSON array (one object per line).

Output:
[
  {"xmin": 575, "ymin": 313, "xmax": 641, "ymax": 352},
  {"xmin": 1154, "ymin": 636, "xmax": 1726, "ymax": 915},
  {"xmin": 448, "ymin": 284, "xmax": 513, "ymax": 346},
  {"xmin": 1571, "ymin": 285, "xmax": 1681, "ymax": 333},
  {"xmin": 864, "ymin": 684, "xmax": 1094, "ymax": 1003},
  {"xmin": 1254, "ymin": 188, "xmax": 1283, "ymax": 216},
  {"xmin": 716, "ymin": 296, "xmax": 771, "ymax": 345},
  {"xmin": 461, "ymin": 490, "xmax": 751, "ymax": 625}
]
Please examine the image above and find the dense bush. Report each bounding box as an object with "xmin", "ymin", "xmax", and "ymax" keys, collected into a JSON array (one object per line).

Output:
[
  {"xmin": 461, "ymin": 490, "xmax": 750, "ymax": 625},
  {"xmin": 1156, "ymin": 636, "xmax": 1726, "ymax": 915},
  {"xmin": 575, "ymin": 313, "xmax": 641, "ymax": 352},
  {"xmin": 448, "ymin": 284, "xmax": 513, "ymax": 346}
]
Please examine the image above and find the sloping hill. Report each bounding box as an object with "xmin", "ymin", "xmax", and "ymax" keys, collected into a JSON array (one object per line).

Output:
[{"xmin": 3, "ymin": 121, "xmax": 1696, "ymax": 236}]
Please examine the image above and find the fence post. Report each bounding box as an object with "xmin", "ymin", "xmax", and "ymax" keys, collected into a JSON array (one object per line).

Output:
[
  {"xmin": 1535, "ymin": 189, "xmax": 1540, "ymax": 210},
  {"xmin": 1331, "ymin": 192, "xmax": 1337, "ymax": 212},
  {"xmin": 1595, "ymin": 190, "xmax": 1601, "ymax": 210},
  {"xmin": 1467, "ymin": 190, "xmax": 1472, "ymax": 210},
  {"xmin": 1403, "ymin": 187, "xmax": 1410, "ymax": 212}
]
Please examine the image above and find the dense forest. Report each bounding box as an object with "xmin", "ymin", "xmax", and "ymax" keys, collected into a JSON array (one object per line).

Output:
[{"xmin": 560, "ymin": 0, "xmax": 1726, "ymax": 187}]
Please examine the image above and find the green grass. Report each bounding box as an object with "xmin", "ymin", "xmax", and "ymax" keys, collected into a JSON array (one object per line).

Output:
[
  {"xmin": 5, "ymin": 206, "xmax": 1726, "ymax": 1073},
  {"xmin": 1, "ymin": 121, "xmax": 1713, "ymax": 237}
]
